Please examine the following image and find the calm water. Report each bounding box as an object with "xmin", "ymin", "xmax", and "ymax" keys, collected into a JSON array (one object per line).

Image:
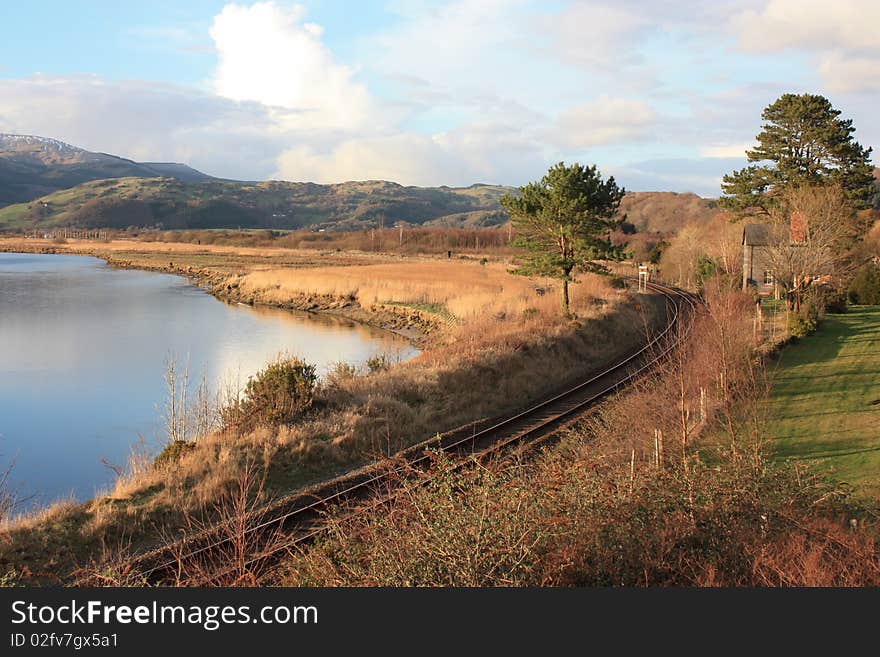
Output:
[{"xmin": 0, "ymin": 252, "xmax": 417, "ymax": 503}]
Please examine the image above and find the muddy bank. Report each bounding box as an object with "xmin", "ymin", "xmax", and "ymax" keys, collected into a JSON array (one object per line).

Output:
[
  {"xmin": 106, "ymin": 258, "xmax": 441, "ymax": 345},
  {"xmin": 1, "ymin": 240, "xmax": 438, "ymax": 346}
]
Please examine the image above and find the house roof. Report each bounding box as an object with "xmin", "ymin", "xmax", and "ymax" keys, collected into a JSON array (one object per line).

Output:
[{"xmin": 742, "ymin": 223, "xmax": 772, "ymax": 246}]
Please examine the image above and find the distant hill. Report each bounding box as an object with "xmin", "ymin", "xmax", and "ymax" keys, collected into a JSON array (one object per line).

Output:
[
  {"xmin": 617, "ymin": 192, "xmax": 717, "ymax": 234},
  {"xmin": 0, "ymin": 177, "xmax": 513, "ymax": 231},
  {"xmin": 0, "ymin": 133, "xmax": 730, "ymax": 233},
  {"xmin": 138, "ymin": 162, "xmax": 214, "ymax": 183},
  {"xmin": 0, "ymin": 134, "xmax": 213, "ymax": 206},
  {"xmin": 0, "ymin": 174, "xmax": 721, "ymax": 233}
]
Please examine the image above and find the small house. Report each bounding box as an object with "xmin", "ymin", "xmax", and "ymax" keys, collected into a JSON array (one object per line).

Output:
[{"xmin": 741, "ymin": 224, "xmax": 774, "ymax": 294}]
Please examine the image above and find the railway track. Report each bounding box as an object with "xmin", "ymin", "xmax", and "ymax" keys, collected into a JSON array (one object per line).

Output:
[{"xmin": 83, "ymin": 279, "xmax": 696, "ymax": 586}]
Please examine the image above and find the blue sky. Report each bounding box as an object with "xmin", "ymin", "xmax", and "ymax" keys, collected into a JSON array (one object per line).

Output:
[{"xmin": 1, "ymin": 1, "xmax": 876, "ymax": 195}]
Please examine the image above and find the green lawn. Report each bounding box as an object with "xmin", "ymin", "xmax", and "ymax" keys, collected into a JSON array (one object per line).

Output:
[{"xmin": 768, "ymin": 306, "xmax": 880, "ymax": 497}]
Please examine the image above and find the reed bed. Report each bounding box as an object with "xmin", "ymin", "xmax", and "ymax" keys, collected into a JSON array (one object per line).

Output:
[{"xmin": 234, "ymin": 261, "xmax": 612, "ymax": 322}]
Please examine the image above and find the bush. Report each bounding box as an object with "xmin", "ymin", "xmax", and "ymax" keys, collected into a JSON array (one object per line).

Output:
[
  {"xmin": 222, "ymin": 356, "xmax": 317, "ymax": 431},
  {"xmin": 328, "ymin": 361, "xmax": 357, "ymax": 380},
  {"xmin": 823, "ymin": 291, "xmax": 848, "ymax": 314},
  {"xmin": 325, "ymin": 361, "xmax": 358, "ymax": 394},
  {"xmin": 647, "ymin": 240, "xmax": 668, "ymax": 265},
  {"xmin": 788, "ymin": 298, "xmax": 820, "ymax": 338},
  {"xmin": 848, "ymin": 263, "xmax": 880, "ymax": 305},
  {"xmin": 153, "ymin": 440, "xmax": 196, "ymax": 468},
  {"xmin": 695, "ymin": 255, "xmax": 718, "ymax": 287},
  {"xmin": 521, "ymin": 307, "xmax": 540, "ymax": 321},
  {"xmin": 365, "ymin": 353, "xmax": 392, "ymax": 373},
  {"xmin": 285, "ymin": 446, "xmax": 879, "ymax": 587}
]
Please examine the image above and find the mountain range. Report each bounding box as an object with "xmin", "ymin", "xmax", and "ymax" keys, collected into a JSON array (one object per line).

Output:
[
  {"xmin": 9, "ymin": 133, "xmax": 867, "ymax": 235},
  {"xmin": 0, "ymin": 134, "xmax": 520, "ymax": 231},
  {"xmin": 0, "ymin": 134, "xmax": 212, "ymax": 207}
]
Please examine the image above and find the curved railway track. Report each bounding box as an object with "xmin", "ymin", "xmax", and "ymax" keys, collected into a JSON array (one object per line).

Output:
[{"xmin": 82, "ymin": 279, "xmax": 697, "ymax": 586}]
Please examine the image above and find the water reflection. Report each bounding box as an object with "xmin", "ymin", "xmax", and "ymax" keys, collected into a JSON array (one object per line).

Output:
[{"xmin": 0, "ymin": 252, "xmax": 418, "ymax": 502}]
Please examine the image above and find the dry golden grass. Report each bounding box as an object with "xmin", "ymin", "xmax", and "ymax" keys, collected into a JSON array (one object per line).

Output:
[
  {"xmin": 0, "ymin": 237, "xmax": 655, "ymax": 581},
  {"xmin": 280, "ymin": 285, "xmax": 880, "ymax": 588},
  {"xmin": 234, "ymin": 261, "xmax": 612, "ymax": 322},
  {"xmin": 1, "ymin": 495, "xmax": 78, "ymax": 534},
  {"xmin": 1, "ymin": 237, "xmax": 304, "ymax": 259}
]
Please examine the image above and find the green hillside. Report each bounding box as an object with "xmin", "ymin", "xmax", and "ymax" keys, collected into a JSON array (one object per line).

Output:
[
  {"xmin": 0, "ymin": 133, "xmax": 213, "ymax": 206},
  {"xmin": 0, "ymin": 177, "xmax": 512, "ymax": 231}
]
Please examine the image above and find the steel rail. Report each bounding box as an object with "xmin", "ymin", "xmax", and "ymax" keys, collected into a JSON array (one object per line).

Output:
[{"xmin": 85, "ymin": 279, "xmax": 695, "ymax": 586}]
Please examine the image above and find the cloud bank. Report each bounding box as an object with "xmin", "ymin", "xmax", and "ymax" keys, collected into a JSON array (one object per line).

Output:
[{"xmin": 0, "ymin": 1, "xmax": 876, "ymax": 196}]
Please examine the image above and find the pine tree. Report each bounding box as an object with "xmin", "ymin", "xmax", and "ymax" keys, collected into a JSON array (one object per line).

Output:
[
  {"xmin": 500, "ymin": 162, "xmax": 624, "ymax": 315},
  {"xmin": 720, "ymin": 93, "xmax": 874, "ymax": 214}
]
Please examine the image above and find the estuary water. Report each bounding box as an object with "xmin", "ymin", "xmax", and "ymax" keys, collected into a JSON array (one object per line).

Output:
[{"xmin": 0, "ymin": 252, "xmax": 418, "ymax": 503}]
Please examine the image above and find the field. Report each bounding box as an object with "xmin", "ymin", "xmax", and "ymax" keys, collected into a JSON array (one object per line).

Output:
[
  {"xmin": 768, "ymin": 306, "xmax": 880, "ymax": 497},
  {"xmin": 0, "ymin": 235, "xmax": 392, "ymax": 274},
  {"xmin": 233, "ymin": 261, "xmax": 585, "ymax": 322},
  {"xmin": 0, "ymin": 236, "xmax": 662, "ymax": 580}
]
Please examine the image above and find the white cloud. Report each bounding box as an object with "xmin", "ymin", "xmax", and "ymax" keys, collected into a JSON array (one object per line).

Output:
[
  {"xmin": 818, "ymin": 52, "xmax": 880, "ymax": 93},
  {"xmin": 275, "ymin": 121, "xmax": 550, "ymax": 186},
  {"xmin": 731, "ymin": 1, "xmax": 880, "ymax": 53},
  {"xmin": 537, "ymin": 2, "xmax": 649, "ymax": 69},
  {"xmin": 552, "ymin": 96, "xmax": 656, "ymax": 149},
  {"xmin": 730, "ymin": 1, "xmax": 880, "ymax": 93},
  {"xmin": 210, "ymin": 1, "xmax": 378, "ymax": 131},
  {"xmin": 275, "ymin": 134, "xmax": 459, "ymax": 186},
  {"xmin": 372, "ymin": 0, "xmax": 526, "ymax": 83},
  {"xmin": 609, "ymin": 157, "xmax": 748, "ymax": 197},
  {"xmin": 0, "ymin": 75, "xmax": 283, "ymax": 180},
  {"xmin": 699, "ymin": 142, "xmax": 756, "ymax": 158}
]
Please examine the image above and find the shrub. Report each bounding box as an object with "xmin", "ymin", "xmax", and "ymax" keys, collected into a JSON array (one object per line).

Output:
[
  {"xmin": 848, "ymin": 263, "xmax": 880, "ymax": 305},
  {"xmin": 284, "ymin": 446, "xmax": 879, "ymax": 587},
  {"xmin": 788, "ymin": 298, "xmax": 820, "ymax": 338},
  {"xmin": 153, "ymin": 440, "xmax": 196, "ymax": 468},
  {"xmin": 221, "ymin": 355, "xmax": 317, "ymax": 431},
  {"xmin": 365, "ymin": 353, "xmax": 392, "ymax": 373},
  {"xmin": 695, "ymin": 255, "xmax": 718, "ymax": 288},
  {"xmin": 823, "ymin": 291, "xmax": 848, "ymax": 314},
  {"xmin": 647, "ymin": 240, "xmax": 668, "ymax": 264},
  {"xmin": 521, "ymin": 307, "xmax": 540, "ymax": 321},
  {"xmin": 328, "ymin": 361, "xmax": 358, "ymax": 380}
]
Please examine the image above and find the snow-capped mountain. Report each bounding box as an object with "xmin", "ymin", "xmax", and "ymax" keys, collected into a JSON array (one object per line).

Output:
[
  {"xmin": 0, "ymin": 133, "xmax": 214, "ymax": 206},
  {"xmin": 0, "ymin": 133, "xmax": 86, "ymax": 154}
]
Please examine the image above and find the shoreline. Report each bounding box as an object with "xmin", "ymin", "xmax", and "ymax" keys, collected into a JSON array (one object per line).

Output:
[
  {"xmin": 1, "ymin": 240, "xmax": 667, "ymax": 582},
  {"xmin": 0, "ymin": 240, "xmax": 436, "ymax": 347}
]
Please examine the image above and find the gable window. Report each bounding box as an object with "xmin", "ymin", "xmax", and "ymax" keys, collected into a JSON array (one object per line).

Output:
[{"xmin": 763, "ymin": 271, "xmax": 774, "ymax": 285}]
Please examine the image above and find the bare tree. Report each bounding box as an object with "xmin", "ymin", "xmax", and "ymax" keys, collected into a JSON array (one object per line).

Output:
[
  {"xmin": 661, "ymin": 222, "xmax": 704, "ymax": 289},
  {"xmin": 193, "ymin": 367, "xmax": 216, "ymax": 438},
  {"xmin": 161, "ymin": 354, "xmax": 188, "ymax": 442},
  {"xmin": 163, "ymin": 460, "xmax": 287, "ymax": 586},
  {"xmin": 161, "ymin": 356, "xmax": 219, "ymax": 444},
  {"xmin": 0, "ymin": 459, "xmax": 17, "ymax": 523},
  {"xmin": 709, "ymin": 213, "xmax": 745, "ymax": 278},
  {"xmin": 762, "ymin": 184, "xmax": 860, "ymax": 310}
]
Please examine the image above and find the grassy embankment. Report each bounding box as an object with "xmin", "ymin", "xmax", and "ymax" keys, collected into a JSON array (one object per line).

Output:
[
  {"xmin": 767, "ymin": 306, "xmax": 880, "ymax": 498},
  {"xmin": 0, "ymin": 237, "xmax": 663, "ymax": 582},
  {"xmin": 270, "ymin": 284, "xmax": 880, "ymax": 587}
]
